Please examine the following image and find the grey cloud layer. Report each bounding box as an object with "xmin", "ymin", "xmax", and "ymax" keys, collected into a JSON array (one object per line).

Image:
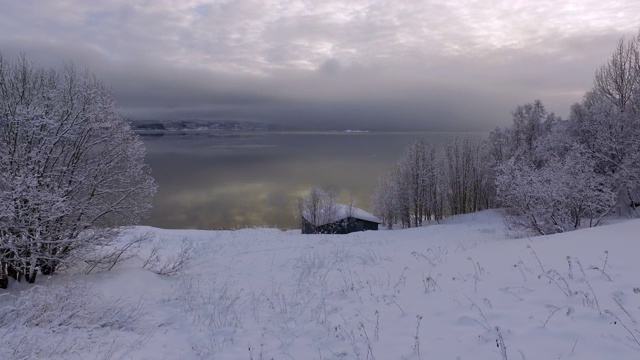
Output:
[{"xmin": 1, "ymin": 0, "xmax": 639, "ymax": 130}]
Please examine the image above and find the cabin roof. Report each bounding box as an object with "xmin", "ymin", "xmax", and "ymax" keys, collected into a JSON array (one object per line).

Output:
[{"xmin": 302, "ymin": 204, "xmax": 381, "ymax": 226}]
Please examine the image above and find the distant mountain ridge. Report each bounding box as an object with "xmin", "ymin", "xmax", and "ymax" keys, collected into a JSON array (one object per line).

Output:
[{"xmin": 130, "ymin": 119, "xmax": 287, "ymax": 132}]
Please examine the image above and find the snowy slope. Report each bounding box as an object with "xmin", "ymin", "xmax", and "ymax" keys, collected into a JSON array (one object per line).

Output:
[{"xmin": 1, "ymin": 210, "xmax": 639, "ymax": 359}]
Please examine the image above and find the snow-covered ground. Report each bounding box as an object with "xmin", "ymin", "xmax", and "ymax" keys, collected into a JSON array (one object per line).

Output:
[{"xmin": 2, "ymin": 210, "xmax": 639, "ymax": 359}]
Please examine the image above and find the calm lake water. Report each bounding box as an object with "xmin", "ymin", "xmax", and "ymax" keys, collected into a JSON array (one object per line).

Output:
[{"xmin": 141, "ymin": 131, "xmax": 453, "ymax": 230}]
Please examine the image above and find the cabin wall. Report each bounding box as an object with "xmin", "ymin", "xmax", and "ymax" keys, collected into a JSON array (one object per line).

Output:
[
  {"xmin": 302, "ymin": 217, "xmax": 379, "ymax": 234},
  {"xmin": 301, "ymin": 218, "xmax": 317, "ymax": 234}
]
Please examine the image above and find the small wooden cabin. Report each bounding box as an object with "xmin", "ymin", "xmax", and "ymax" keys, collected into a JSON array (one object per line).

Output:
[{"xmin": 301, "ymin": 205, "xmax": 381, "ymax": 234}]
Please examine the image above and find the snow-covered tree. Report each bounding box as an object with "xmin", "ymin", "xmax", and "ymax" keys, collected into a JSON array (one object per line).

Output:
[
  {"xmin": 487, "ymin": 127, "xmax": 512, "ymax": 166},
  {"xmin": 495, "ymin": 93, "xmax": 627, "ymax": 235},
  {"xmin": 371, "ymin": 171, "xmax": 399, "ymax": 229},
  {"xmin": 0, "ymin": 54, "xmax": 156, "ymax": 285},
  {"xmin": 371, "ymin": 137, "xmax": 490, "ymax": 229},
  {"xmin": 593, "ymin": 36, "xmax": 638, "ymax": 114},
  {"xmin": 489, "ymin": 100, "xmax": 561, "ymax": 166},
  {"xmin": 497, "ymin": 143, "xmax": 616, "ymax": 235},
  {"xmin": 443, "ymin": 135, "xmax": 494, "ymax": 215},
  {"xmin": 568, "ymin": 31, "xmax": 640, "ymax": 214},
  {"xmin": 395, "ymin": 139, "xmax": 438, "ymax": 227},
  {"xmin": 297, "ymin": 187, "xmax": 339, "ymax": 232}
]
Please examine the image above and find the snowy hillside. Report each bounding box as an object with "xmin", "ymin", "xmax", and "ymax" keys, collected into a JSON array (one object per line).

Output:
[{"xmin": 1, "ymin": 210, "xmax": 639, "ymax": 359}]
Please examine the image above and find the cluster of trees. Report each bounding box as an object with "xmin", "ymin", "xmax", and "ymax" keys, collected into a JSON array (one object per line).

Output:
[
  {"xmin": 490, "ymin": 101, "xmax": 613, "ymax": 234},
  {"xmin": 494, "ymin": 33, "xmax": 640, "ymax": 234},
  {"xmin": 0, "ymin": 54, "xmax": 156, "ymax": 286},
  {"xmin": 371, "ymin": 136, "xmax": 494, "ymax": 229},
  {"xmin": 373, "ymin": 31, "xmax": 640, "ymax": 234}
]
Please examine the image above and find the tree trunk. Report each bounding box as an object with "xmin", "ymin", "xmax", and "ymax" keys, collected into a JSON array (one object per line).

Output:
[
  {"xmin": 25, "ymin": 271, "xmax": 37, "ymax": 283},
  {"xmin": 7, "ymin": 265, "xmax": 21, "ymax": 282},
  {"xmin": 0, "ymin": 262, "xmax": 8, "ymax": 289}
]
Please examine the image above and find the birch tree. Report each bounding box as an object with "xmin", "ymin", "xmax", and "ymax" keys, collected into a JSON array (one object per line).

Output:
[
  {"xmin": 371, "ymin": 171, "xmax": 399, "ymax": 229},
  {"xmin": 444, "ymin": 135, "xmax": 493, "ymax": 215},
  {"xmin": 297, "ymin": 187, "xmax": 339, "ymax": 232}
]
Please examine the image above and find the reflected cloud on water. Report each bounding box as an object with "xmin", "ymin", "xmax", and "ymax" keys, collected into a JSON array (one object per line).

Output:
[{"xmin": 142, "ymin": 132, "xmax": 451, "ymax": 229}]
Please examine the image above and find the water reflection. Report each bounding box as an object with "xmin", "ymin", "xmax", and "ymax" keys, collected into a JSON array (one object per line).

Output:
[{"xmin": 142, "ymin": 132, "xmax": 449, "ymax": 229}]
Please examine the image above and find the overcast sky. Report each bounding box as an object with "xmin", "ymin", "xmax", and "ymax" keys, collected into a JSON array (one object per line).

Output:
[{"xmin": 1, "ymin": 1, "xmax": 639, "ymax": 130}]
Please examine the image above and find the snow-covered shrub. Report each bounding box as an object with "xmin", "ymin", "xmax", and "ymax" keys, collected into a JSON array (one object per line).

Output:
[
  {"xmin": 84, "ymin": 231, "xmax": 155, "ymax": 274},
  {"xmin": 497, "ymin": 144, "xmax": 616, "ymax": 235},
  {"xmin": 569, "ymin": 96, "xmax": 640, "ymax": 215},
  {"xmin": 0, "ymin": 54, "xmax": 156, "ymax": 283},
  {"xmin": 142, "ymin": 237, "xmax": 196, "ymax": 276},
  {"xmin": 0, "ymin": 282, "xmax": 145, "ymax": 359},
  {"xmin": 0, "ymin": 282, "xmax": 142, "ymax": 331},
  {"xmin": 174, "ymin": 276, "xmax": 243, "ymax": 335}
]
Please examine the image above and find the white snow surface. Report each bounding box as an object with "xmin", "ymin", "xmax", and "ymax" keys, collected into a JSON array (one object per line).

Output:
[{"xmin": 2, "ymin": 209, "xmax": 640, "ymax": 359}]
